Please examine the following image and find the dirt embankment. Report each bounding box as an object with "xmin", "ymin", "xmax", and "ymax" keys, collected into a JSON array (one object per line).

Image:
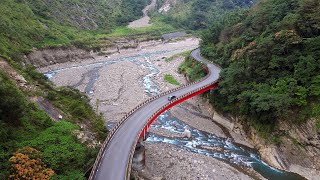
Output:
[
  {"xmin": 24, "ymin": 38, "xmax": 165, "ymax": 68},
  {"xmin": 0, "ymin": 59, "xmax": 29, "ymax": 90},
  {"xmin": 24, "ymin": 47, "xmax": 94, "ymax": 68}
]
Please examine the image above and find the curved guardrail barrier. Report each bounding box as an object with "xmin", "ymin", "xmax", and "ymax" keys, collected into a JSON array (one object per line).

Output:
[
  {"xmin": 89, "ymin": 48, "xmax": 221, "ymax": 180},
  {"xmin": 126, "ymin": 81, "xmax": 219, "ymax": 176}
]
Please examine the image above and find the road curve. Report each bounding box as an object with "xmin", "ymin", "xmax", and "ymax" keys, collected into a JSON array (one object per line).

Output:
[{"xmin": 89, "ymin": 48, "xmax": 221, "ymax": 180}]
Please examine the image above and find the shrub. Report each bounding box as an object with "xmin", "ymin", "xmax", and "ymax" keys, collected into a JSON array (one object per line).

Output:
[
  {"xmin": 178, "ymin": 56, "xmax": 207, "ymax": 82},
  {"xmin": 164, "ymin": 74, "xmax": 180, "ymax": 85},
  {"xmin": 21, "ymin": 121, "xmax": 88, "ymax": 176},
  {"xmin": 9, "ymin": 147, "xmax": 54, "ymax": 180},
  {"xmin": 47, "ymin": 87, "xmax": 107, "ymax": 140}
]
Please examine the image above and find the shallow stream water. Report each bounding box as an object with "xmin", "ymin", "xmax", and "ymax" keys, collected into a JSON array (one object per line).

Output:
[{"xmin": 147, "ymin": 112, "xmax": 305, "ymax": 180}]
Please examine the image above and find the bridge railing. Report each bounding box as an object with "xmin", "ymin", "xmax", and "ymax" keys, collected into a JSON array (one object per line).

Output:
[
  {"xmin": 126, "ymin": 79, "xmax": 219, "ymax": 177},
  {"xmin": 89, "ymin": 49, "xmax": 220, "ymax": 180}
]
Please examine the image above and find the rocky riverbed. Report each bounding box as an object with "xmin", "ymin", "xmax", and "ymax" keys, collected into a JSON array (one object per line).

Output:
[
  {"xmin": 36, "ymin": 36, "xmax": 314, "ymax": 179},
  {"xmin": 140, "ymin": 143, "xmax": 255, "ymax": 180}
]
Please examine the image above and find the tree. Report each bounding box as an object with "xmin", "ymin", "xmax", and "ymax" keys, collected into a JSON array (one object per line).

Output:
[{"xmin": 9, "ymin": 147, "xmax": 54, "ymax": 179}]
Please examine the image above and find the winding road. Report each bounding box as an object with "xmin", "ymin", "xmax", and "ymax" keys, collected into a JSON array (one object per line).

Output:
[{"xmin": 89, "ymin": 49, "xmax": 221, "ymax": 180}]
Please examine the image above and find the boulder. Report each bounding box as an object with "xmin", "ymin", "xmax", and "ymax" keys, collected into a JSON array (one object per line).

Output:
[{"xmin": 183, "ymin": 129, "xmax": 192, "ymax": 138}]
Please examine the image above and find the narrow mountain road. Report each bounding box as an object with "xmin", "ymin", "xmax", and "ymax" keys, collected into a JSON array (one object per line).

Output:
[{"xmin": 89, "ymin": 49, "xmax": 221, "ymax": 180}]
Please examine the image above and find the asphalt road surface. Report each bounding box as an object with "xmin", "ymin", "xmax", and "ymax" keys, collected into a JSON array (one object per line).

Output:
[{"xmin": 90, "ymin": 48, "xmax": 221, "ymax": 180}]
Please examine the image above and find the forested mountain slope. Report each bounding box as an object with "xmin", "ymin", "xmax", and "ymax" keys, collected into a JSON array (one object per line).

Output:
[
  {"xmin": 180, "ymin": 0, "xmax": 320, "ymax": 174},
  {"xmin": 154, "ymin": 0, "xmax": 258, "ymax": 30},
  {"xmin": 201, "ymin": 0, "xmax": 320, "ymax": 133},
  {"xmin": 24, "ymin": 0, "xmax": 150, "ymax": 30},
  {"xmin": 0, "ymin": 0, "xmax": 149, "ymax": 59}
]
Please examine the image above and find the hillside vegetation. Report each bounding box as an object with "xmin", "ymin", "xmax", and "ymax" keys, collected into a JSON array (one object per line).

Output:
[
  {"xmin": 0, "ymin": 63, "xmax": 107, "ymax": 178},
  {"xmin": 24, "ymin": 0, "xmax": 150, "ymax": 30},
  {"xmin": 153, "ymin": 0, "xmax": 258, "ymax": 30},
  {"xmin": 200, "ymin": 0, "xmax": 320, "ymax": 136},
  {"xmin": 0, "ymin": 0, "xmax": 151, "ymax": 60},
  {"xmin": 0, "ymin": 0, "xmax": 156, "ymax": 178}
]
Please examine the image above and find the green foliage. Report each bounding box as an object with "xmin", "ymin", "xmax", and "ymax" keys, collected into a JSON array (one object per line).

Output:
[
  {"xmin": 165, "ymin": 57, "xmax": 174, "ymax": 62},
  {"xmin": 153, "ymin": 0, "xmax": 257, "ymax": 30},
  {"xmin": 0, "ymin": 70, "xmax": 53, "ymax": 178},
  {"xmin": 0, "ymin": 64, "xmax": 106, "ymax": 179},
  {"xmin": 0, "ymin": 0, "xmax": 45, "ymax": 58},
  {"xmin": 178, "ymin": 56, "xmax": 208, "ymax": 82},
  {"xmin": 310, "ymin": 75, "xmax": 320, "ymax": 96},
  {"xmin": 249, "ymin": 119, "xmax": 276, "ymax": 139},
  {"xmin": 0, "ymin": 126, "xmax": 14, "ymax": 179},
  {"xmin": 164, "ymin": 74, "xmax": 180, "ymax": 85},
  {"xmin": 21, "ymin": 121, "xmax": 88, "ymax": 177},
  {"xmin": 19, "ymin": 62, "xmax": 107, "ymax": 141},
  {"xmin": 0, "ymin": 73, "xmax": 104, "ymax": 179},
  {"xmin": 272, "ymin": 135, "xmax": 282, "ymax": 145},
  {"xmin": 24, "ymin": 0, "xmax": 150, "ymax": 29},
  {"xmin": 0, "ymin": 71, "xmax": 27, "ymax": 125},
  {"xmin": 202, "ymin": 0, "xmax": 320, "ymax": 135},
  {"xmin": 52, "ymin": 170, "xmax": 86, "ymax": 180},
  {"xmin": 20, "ymin": 106, "xmax": 53, "ymax": 133},
  {"xmin": 316, "ymin": 120, "xmax": 320, "ymax": 130},
  {"xmin": 0, "ymin": 0, "xmax": 156, "ymax": 60},
  {"xmin": 0, "ymin": 0, "xmax": 157, "ymax": 178},
  {"xmin": 165, "ymin": 50, "xmax": 191, "ymax": 62},
  {"xmin": 0, "ymin": 0, "xmax": 99, "ymax": 59},
  {"xmin": 47, "ymin": 87, "xmax": 107, "ymax": 140},
  {"xmin": 24, "ymin": 65, "xmax": 52, "ymax": 90},
  {"xmin": 106, "ymin": 20, "xmax": 176, "ymax": 38}
]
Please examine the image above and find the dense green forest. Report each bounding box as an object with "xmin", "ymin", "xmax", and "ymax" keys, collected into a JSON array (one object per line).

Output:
[
  {"xmin": 200, "ymin": 0, "xmax": 320, "ymax": 137},
  {"xmin": 153, "ymin": 0, "xmax": 258, "ymax": 30}
]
